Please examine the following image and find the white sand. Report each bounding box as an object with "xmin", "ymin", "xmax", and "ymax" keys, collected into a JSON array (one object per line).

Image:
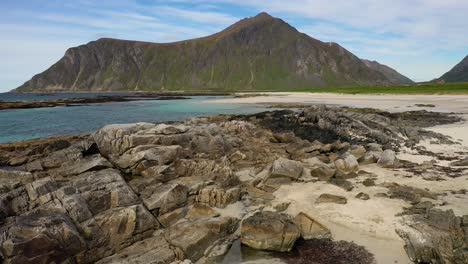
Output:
[
  {"xmin": 210, "ymin": 92, "xmax": 468, "ymax": 113},
  {"xmin": 214, "ymin": 93, "xmax": 468, "ymax": 263}
]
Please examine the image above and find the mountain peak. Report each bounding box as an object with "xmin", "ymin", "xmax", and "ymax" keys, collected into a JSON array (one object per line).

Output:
[{"xmin": 254, "ymin": 12, "xmax": 273, "ymax": 19}]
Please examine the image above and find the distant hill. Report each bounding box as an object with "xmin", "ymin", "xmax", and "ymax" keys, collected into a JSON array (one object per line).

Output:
[
  {"xmin": 438, "ymin": 55, "xmax": 468, "ymax": 83},
  {"xmin": 15, "ymin": 12, "xmax": 413, "ymax": 92},
  {"xmin": 361, "ymin": 59, "xmax": 413, "ymax": 84}
]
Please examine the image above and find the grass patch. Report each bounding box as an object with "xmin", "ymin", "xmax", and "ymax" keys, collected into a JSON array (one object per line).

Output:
[{"xmin": 301, "ymin": 82, "xmax": 468, "ymax": 94}]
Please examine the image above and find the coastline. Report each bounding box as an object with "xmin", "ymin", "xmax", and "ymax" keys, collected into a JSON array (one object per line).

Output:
[{"xmin": 1, "ymin": 96, "xmax": 467, "ymax": 263}]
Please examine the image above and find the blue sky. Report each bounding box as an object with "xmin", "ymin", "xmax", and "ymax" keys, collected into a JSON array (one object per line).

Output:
[{"xmin": 1, "ymin": 0, "xmax": 467, "ymax": 92}]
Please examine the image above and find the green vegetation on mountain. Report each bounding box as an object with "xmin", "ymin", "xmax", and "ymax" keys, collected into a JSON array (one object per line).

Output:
[
  {"xmin": 307, "ymin": 82, "xmax": 468, "ymax": 94},
  {"xmin": 15, "ymin": 12, "xmax": 413, "ymax": 92},
  {"xmin": 439, "ymin": 55, "xmax": 468, "ymax": 83}
]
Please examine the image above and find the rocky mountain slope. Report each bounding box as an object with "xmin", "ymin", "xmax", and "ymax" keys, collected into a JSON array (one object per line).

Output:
[
  {"xmin": 362, "ymin": 59, "xmax": 413, "ymax": 84},
  {"xmin": 439, "ymin": 55, "xmax": 468, "ymax": 82},
  {"xmin": 15, "ymin": 12, "xmax": 412, "ymax": 92}
]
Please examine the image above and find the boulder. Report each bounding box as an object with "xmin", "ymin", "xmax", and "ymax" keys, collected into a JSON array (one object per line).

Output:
[
  {"xmin": 240, "ymin": 211, "xmax": 300, "ymax": 252},
  {"xmin": 270, "ymin": 158, "xmax": 304, "ymax": 180},
  {"xmin": 328, "ymin": 178, "xmax": 354, "ymax": 191},
  {"xmin": 316, "ymin": 194, "xmax": 347, "ymax": 204},
  {"xmin": 303, "ymin": 157, "xmax": 336, "ymax": 181},
  {"xmin": 377, "ymin": 149, "xmax": 399, "ymax": 168},
  {"xmin": 360, "ymin": 151, "xmax": 382, "ymax": 165},
  {"xmin": 367, "ymin": 143, "xmax": 383, "ymax": 152},
  {"xmin": 355, "ymin": 192, "xmax": 370, "ymax": 200},
  {"xmin": 334, "ymin": 154, "xmax": 359, "ymax": 179},
  {"xmin": 349, "ymin": 145, "xmax": 367, "ymax": 160},
  {"xmin": 293, "ymin": 212, "xmax": 331, "ymax": 240},
  {"xmin": 93, "ymin": 123, "xmax": 156, "ymax": 157}
]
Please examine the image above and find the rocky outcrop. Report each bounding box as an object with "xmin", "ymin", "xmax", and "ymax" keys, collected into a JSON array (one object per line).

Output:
[
  {"xmin": 397, "ymin": 209, "xmax": 468, "ymax": 263},
  {"xmin": 0, "ymin": 107, "xmax": 463, "ymax": 263}
]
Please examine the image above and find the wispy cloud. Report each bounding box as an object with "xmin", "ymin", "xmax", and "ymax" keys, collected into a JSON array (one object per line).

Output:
[{"xmin": 1, "ymin": 0, "xmax": 467, "ymax": 91}]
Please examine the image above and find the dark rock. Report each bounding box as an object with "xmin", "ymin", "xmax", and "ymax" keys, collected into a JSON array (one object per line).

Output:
[
  {"xmin": 316, "ymin": 194, "xmax": 347, "ymax": 204},
  {"xmin": 328, "ymin": 178, "xmax": 354, "ymax": 191},
  {"xmin": 277, "ymin": 239, "xmax": 376, "ymax": 264},
  {"xmin": 355, "ymin": 192, "xmax": 370, "ymax": 200}
]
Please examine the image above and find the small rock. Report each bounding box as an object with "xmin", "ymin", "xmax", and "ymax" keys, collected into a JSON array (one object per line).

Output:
[
  {"xmin": 355, "ymin": 192, "xmax": 370, "ymax": 200},
  {"xmin": 316, "ymin": 194, "xmax": 347, "ymax": 204},
  {"xmin": 273, "ymin": 202, "xmax": 291, "ymax": 212},
  {"xmin": 328, "ymin": 178, "xmax": 354, "ymax": 191},
  {"xmin": 303, "ymin": 157, "xmax": 336, "ymax": 181},
  {"xmin": 362, "ymin": 178, "xmax": 376, "ymax": 187},
  {"xmin": 450, "ymin": 158, "xmax": 468, "ymax": 167}
]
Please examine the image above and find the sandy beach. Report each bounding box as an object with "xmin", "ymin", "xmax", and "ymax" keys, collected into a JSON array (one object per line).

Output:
[
  {"xmin": 210, "ymin": 92, "xmax": 468, "ymax": 263},
  {"xmin": 210, "ymin": 93, "xmax": 468, "ymax": 113}
]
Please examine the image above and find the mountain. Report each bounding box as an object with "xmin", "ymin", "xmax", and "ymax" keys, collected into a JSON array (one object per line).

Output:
[
  {"xmin": 15, "ymin": 12, "xmax": 412, "ymax": 92},
  {"xmin": 361, "ymin": 59, "xmax": 413, "ymax": 84},
  {"xmin": 438, "ymin": 55, "xmax": 468, "ymax": 82}
]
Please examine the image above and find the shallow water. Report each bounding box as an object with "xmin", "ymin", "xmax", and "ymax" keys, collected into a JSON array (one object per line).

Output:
[{"xmin": 0, "ymin": 95, "xmax": 270, "ymax": 143}]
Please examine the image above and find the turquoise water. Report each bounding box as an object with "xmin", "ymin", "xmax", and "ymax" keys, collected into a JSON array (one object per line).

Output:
[{"xmin": 0, "ymin": 96, "xmax": 269, "ymax": 143}]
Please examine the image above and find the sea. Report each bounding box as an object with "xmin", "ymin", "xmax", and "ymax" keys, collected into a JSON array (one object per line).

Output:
[{"xmin": 0, "ymin": 93, "xmax": 270, "ymax": 143}]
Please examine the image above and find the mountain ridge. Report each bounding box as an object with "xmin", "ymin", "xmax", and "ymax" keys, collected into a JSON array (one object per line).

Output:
[
  {"xmin": 15, "ymin": 12, "xmax": 412, "ymax": 92},
  {"xmin": 439, "ymin": 55, "xmax": 468, "ymax": 83}
]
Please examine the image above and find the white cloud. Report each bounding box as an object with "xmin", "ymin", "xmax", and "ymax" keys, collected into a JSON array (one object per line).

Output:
[{"xmin": 1, "ymin": 0, "xmax": 467, "ymax": 91}]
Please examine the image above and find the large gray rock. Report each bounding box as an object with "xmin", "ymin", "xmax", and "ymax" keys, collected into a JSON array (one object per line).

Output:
[
  {"xmin": 397, "ymin": 209, "xmax": 468, "ymax": 264},
  {"xmin": 240, "ymin": 211, "xmax": 300, "ymax": 252},
  {"xmin": 270, "ymin": 158, "xmax": 304, "ymax": 180},
  {"xmin": 334, "ymin": 154, "xmax": 359, "ymax": 179},
  {"xmin": 93, "ymin": 123, "xmax": 156, "ymax": 157},
  {"xmin": 377, "ymin": 149, "xmax": 399, "ymax": 168}
]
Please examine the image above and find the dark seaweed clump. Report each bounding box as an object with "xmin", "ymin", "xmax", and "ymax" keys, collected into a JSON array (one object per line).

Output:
[{"xmin": 276, "ymin": 239, "xmax": 376, "ymax": 264}]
